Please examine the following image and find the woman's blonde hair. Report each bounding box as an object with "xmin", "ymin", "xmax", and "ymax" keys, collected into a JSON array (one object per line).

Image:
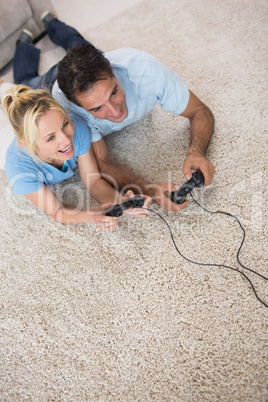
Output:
[{"xmin": 2, "ymin": 84, "xmax": 70, "ymax": 161}]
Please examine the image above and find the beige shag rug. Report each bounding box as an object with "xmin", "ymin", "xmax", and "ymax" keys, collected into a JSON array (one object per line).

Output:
[{"xmin": 0, "ymin": 0, "xmax": 267, "ymax": 400}]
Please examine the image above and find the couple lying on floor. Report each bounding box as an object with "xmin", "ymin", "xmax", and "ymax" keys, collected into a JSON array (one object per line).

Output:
[{"xmin": 1, "ymin": 13, "xmax": 214, "ymax": 232}]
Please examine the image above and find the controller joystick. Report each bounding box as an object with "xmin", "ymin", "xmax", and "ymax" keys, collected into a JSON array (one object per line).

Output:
[
  {"xmin": 170, "ymin": 171, "xmax": 205, "ymax": 204},
  {"xmin": 105, "ymin": 195, "xmax": 144, "ymax": 217}
]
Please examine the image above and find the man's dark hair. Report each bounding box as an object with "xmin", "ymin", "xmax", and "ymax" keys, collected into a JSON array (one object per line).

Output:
[{"xmin": 57, "ymin": 43, "xmax": 114, "ymax": 106}]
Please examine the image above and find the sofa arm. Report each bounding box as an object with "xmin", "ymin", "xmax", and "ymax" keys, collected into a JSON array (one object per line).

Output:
[
  {"xmin": 0, "ymin": 0, "xmax": 32, "ymax": 43},
  {"xmin": 0, "ymin": 0, "xmax": 55, "ymax": 71}
]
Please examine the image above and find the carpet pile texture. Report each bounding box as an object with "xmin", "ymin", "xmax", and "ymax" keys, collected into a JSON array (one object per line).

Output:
[{"xmin": 0, "ymin": 0, "xmax": 267, "ymax": 400}]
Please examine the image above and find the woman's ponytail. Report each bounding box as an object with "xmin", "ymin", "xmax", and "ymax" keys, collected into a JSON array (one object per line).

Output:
[{"xmin": 2, "ymin": 84, "xmax": 33, "ymax": 140}]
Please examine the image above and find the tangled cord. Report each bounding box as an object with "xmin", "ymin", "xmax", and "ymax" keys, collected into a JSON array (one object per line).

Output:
[{"xmin": 142, "ymin": 194, "xmax": 268, "ymax": 308}]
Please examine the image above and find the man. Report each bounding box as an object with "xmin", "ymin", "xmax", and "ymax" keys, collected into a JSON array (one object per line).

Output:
[{"xmin": 53, "ymin": 43, "xmax": 214, "ymax": 211}]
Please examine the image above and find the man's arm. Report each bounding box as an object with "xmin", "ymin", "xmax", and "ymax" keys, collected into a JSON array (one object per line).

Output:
[
  {"xmin": 180, "ymin": 90, "xmax": 215, "ymax": 185},
  {"xmin": 91, "ymin": 89, "xmax": 215, "ymax": 211},
  {"xmin": 92, "ymin": 139, "xmax": 188, "ymax": 211},
  {"xmin": 92, "ymin": 138, "xmax": 151, "ymax": 194}
]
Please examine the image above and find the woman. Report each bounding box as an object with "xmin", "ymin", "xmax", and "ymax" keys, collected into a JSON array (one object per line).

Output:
[{"xmin": 2, "ymin": 85, "xmax": 150, "ymax": 231}]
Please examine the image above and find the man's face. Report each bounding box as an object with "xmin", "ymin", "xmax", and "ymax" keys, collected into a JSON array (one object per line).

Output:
[{"xmin": 76, "ymin": 76, "xmax": 128, "ymax": 123}]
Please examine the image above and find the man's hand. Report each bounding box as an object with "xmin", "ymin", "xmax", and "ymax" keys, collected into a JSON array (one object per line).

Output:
[
  {"xmin": 148, "ymin": 182, "xmax": 189, "ymax": 212},
  {"xmin": 183, "ymin": 151, "xmax": 215, "ymax": 185}
]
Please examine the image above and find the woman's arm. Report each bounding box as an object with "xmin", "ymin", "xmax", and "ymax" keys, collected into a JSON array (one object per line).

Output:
[
  {"xmin": 24, "ymin": 144, "xmax": 151, "ymax": 229},
  {"xmin": 78, "ymin": 146, "xmax": 123, "ymax": 204},
  {"xmin": 25, "ymin": 185, "xmax": 118, "ymax": 232},
  {"xmin": 78, "ymin": 146, "xmax": 151, "ymax": 218}
]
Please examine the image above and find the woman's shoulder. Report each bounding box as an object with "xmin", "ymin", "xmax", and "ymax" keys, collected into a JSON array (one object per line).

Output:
[
  {"xmin": 4, "ymin": 138, "xmax": 45, "ymax": 195},
  {"xmin": 70, "ymin": 113, "xmax": 90, "ymax": 131},
  {"xmin": 70, "ymin": 114, "xmax": 91, "ymax": 157},
  {"xmin": 5, "ymin": 139, "xmax": 39, "ymax": 174}
]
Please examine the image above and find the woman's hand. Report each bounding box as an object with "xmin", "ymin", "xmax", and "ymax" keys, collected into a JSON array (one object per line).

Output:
[
  {"xmin": 89, "ymin": 203, "xmax": 119, "ymax": 232},
  {"xmin": 122, "ymin": 190, "xmax": 152, "ymax": 218}
]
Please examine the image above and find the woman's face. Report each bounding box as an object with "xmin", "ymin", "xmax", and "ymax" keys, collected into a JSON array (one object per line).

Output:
[{"xmin": 35, "ymin": 109, "xmax": 75, "ymax": 166}]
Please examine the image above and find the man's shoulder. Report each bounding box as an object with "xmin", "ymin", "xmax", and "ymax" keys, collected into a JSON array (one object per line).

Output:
[
  {"xmin": 105, "ymin": 48, "xmax": 159, "ymax": 69},
  {"xmin": 106, "ymin": 48, "xmax": 166, "ymax": 88}
]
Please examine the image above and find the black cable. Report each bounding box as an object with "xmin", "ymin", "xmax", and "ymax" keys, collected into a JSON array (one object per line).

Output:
[
  {"xmin": 142, "ymin": 197, "xmax": 268, "ymax": 308},
  {"xmin": 190, "ymin": 194, "xmax": 268, "ymax": 281}
]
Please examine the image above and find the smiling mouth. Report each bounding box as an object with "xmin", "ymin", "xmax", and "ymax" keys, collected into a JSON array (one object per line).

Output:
[
  {"xmin": 59, "ymin": 143, "xmax": 73, "ymax": 154},
  {"xmin": 114, "ymin": 107, "xmax": 124, "ymax": 120}
]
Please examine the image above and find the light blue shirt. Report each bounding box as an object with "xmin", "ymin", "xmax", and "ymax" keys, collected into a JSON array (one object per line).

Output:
[
  {"xmin": 5, "ymin": 114, "xmax": 91, "ymax": 195},
  {"xmin": 52, "ymin": 48, "xmax": 190, "ymax": 143}
]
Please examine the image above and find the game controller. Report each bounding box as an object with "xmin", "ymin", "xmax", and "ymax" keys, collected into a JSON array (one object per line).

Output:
[
  {"xmin": 170, "ymin": 171, "xmax": 205, "ymax": 204},
  {"xmin": 105, "ymin": 195, "xmax": 145, "ymax": 217}
]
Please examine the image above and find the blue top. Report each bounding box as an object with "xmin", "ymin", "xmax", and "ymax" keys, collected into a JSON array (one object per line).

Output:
[
  {"xmin": 5, "ymin": 114, "xmax": 91, "ymax": 195},
  {"xmin": 52, "ymin": 48, "xmax": 190, "ymax": 143}
]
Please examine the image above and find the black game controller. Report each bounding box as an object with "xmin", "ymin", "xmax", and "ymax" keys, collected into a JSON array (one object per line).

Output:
[
  {"xmin": 105, "ymin": 195, "xmax": 145, "ymax": 217},
  {"xmin": 170, "ymin": 171, "xmax": 205, "ymax": 204}
]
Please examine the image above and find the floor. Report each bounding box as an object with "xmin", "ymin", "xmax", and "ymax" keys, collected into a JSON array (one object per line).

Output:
[{"xmin": 51, "ymin": 0, "xmax": 144, "ymax": 34}]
